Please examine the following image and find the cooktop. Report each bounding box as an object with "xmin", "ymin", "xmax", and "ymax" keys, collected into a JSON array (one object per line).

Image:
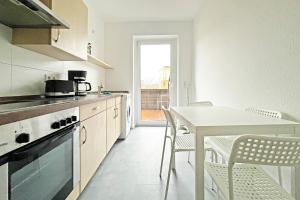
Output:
[{"xmin": 0, "ymin": 98, "xmax": 77, "ymax": 114}]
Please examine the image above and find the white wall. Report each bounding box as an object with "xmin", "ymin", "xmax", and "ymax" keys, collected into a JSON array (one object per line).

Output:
[
  {"xmin": 193, "ymin": 0, "xmax": 300, "ymax": 121},
  {"xmin": 193, "ymin": 0, "xmax": 300, "ymax": 194},
  {"xmin": 104, "ymin": 21, "xmax": 194, "ymax": 106},
  {"xmin": 0, "ymin": 4, "xmax": 106, "ymax": 97}
]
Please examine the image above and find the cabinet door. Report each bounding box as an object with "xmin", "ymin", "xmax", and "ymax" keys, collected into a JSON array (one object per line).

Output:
[
  {"xmin": 106, "ymin": 106, "xmax": 116, "ymax": 153},
  {"xmin": 115, "ymin": 103, "xmax": 122, "ymax": 138},
  {"xmin": 51, "ymin": 0, "xmax": 88, "ymax": 60},
  {"xmin": 12, "ymin": 0, "xmax": 88, "ymax": 61},
  {"xmin": 94, "ymin": 111, "xmax": 107, "ymax": 167},
  {"xmin": 80, "ymin": 111, "xmax": 106, "ymax": 191}
]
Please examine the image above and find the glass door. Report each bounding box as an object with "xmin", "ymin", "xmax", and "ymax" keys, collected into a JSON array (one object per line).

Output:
[
  {"xmin": 134, "ymin": 37, "xmax": 178, "ymax": 126},
  {"xmin": 140, "ymin": 44, "xmax": 171, "ymax": 122}
]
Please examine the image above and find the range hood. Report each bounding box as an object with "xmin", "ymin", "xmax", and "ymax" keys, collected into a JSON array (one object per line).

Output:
[{"xmin": 0, "ymin": 0, "xmax": 70, "ymax": 28}]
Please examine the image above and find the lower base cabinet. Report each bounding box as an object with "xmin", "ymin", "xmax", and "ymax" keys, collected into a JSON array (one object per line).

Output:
[
  {"xmin": 75, "ymin": 96, "xmax": 123, "ymax": 199},
  {"xmin": 115, "ymin": 103, "xmax": 122, "ymax": 138},
  {"xmin": 106, "ymin": 106, "xmax": 116, "ymax": 153},
  {"xmin": 80, "ymin": 111, "xmax": 107, "ymax": 191}
]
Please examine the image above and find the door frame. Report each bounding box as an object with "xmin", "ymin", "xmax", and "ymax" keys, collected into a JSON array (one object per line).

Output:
[{"xmin": 133, "ymin": 35, "xmax": 179, "ymax": 126}]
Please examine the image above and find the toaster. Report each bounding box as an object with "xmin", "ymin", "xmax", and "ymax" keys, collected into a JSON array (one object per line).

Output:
[{"xmin": 45, "ymin": 80, "xmax": 75, "ymax": 97}]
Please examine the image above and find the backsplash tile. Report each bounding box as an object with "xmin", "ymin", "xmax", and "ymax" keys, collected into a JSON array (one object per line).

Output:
[
  {"xmin": 64, "ymin": 61, "xmax": 106, "ymax": 91},
  {"xmin": 11, "ymin": 66, "xmax": 48, "ymax": 96},
  {"xmin": 0, "ymin": 25, "xmax": 106, "ymax": 97},
  {"xmin": 0, "ymin": 63, "xmax": 12, "ymax": 96},
  {"xmin": 0, "ymin": 25, "xmax": 12, "ymax": 65},
  {"xmin": 11, "ymin": 45, "xmax": 65, "ymax": 73}
]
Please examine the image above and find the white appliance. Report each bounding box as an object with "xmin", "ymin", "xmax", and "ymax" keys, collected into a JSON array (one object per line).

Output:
[{"xmin": 119, "ymin": 94, "xmax": 132, "ymax": 139}]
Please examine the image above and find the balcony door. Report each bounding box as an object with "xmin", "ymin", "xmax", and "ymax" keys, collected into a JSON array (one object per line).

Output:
[{"xmin": 134, "ymin": 36, "xmax": 178, "ymax": 126}]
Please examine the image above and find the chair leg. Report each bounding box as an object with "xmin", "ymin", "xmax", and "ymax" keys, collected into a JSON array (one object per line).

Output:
[
  {"xmin": 188, "ymin": 151, "xmax": 191, "ymax": 164},
  {"xmin": 278, "ymin": 166, "xmax": 283, "ymax": 187},
  {"xmin": 171, "ymin": 143, "xmax": 176, "ymax": 170},
  {"xmin": 212, "ymin": 150, "xmax": 218, "ymax": 163},
  {"xmin": 216, "ymin": 186, "xmax": 220, "ymax": 200},
  {"xmin": 159, "ymin": 135, "xmax": 168, "ymax": 177},
  {"xmin": 164, "ymin": 148, "xmax": 175, "ymax": 200},
  {"xmin": 210, "ymin": 151, "xmax": 216, "ymax": 191}
]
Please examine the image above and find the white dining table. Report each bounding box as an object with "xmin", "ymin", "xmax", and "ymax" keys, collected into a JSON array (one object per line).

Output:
[{"xmin": 170, "ymin": 106, "xmax": 300, "ymax": 200}]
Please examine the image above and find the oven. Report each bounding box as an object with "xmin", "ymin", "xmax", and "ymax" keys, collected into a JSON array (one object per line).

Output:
[{"xmin": 0, "ymin": 108, "xmax": 80, "ymax": 200}]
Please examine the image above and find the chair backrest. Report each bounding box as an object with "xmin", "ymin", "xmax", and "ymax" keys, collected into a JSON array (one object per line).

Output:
[
  {"xmin": 162, "ymin": 106, "xmax": 177, "ymax": 137},
  {"xmin": 229, "ymin": 135, "xmax": 300, "ymax": 167},
  {"xmin": 227, "ymin": 134, "xmax": 299, "ymax": 200},
  {"xmin": 245, "ymin": 107, "xmax": 282, "ymax": 119}
]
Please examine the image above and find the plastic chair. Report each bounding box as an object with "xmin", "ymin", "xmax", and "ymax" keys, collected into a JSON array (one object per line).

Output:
[
  {"xmin": 206, "ymin": 108, "xmax": 283, "ymax": 161},
  {"xmin": 205, "ymin": 135, "xmax": 299, "ymax": 200},
  {"xmin": 159, "ymin": 106, "xmax": 195, "ymax": 200}
]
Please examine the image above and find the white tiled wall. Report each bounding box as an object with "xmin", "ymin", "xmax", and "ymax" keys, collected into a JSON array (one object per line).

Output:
[{"xmin": 0, "ymin": 24, "xmax": 106, "ymax": 97}]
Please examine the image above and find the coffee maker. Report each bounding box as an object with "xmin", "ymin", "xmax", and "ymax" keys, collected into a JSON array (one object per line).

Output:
[{"xmin": 68, "ymin": 70, "xmax": 91, "ymax": 96}]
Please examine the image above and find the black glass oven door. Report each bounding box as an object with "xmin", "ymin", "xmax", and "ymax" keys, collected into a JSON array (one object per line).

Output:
[{"xmin": 8, "ymin": 125, "xmax": 76, "ymax": 200}]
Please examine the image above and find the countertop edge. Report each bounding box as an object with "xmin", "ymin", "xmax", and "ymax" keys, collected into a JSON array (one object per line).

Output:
[{"xmin": 0, "ymin": 94, "xmax": 123, "ymax": 126}]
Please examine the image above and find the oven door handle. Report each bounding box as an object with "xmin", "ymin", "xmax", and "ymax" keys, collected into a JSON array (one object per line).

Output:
[
  {"xmin": 10, "ymin": 124, "xmax": 78, "ymax": 161},
  {"xmin": 10, "ymin": 142, "xmax": 49, "ymax": 161}
]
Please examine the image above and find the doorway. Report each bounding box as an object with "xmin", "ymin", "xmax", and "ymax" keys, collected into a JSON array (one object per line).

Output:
[{"xmin": 133, "ymin": 36, "xmax": 178, "ymax": 126}]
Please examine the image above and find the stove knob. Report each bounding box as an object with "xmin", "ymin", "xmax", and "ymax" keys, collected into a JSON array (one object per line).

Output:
[
  {"xmin": 60, "ymin": 119, "xmax": 67, "ymax": 126},
  {"xmin": 71, "ymin": 116, "xmax": 77, "ymax": 122},
  {"xmin": 51, "ymin": 122, "xmax": 61, "ymax": 129},
  {"xmin": 16, "ymin": 133, "xmax": 30, "ymax": 143},
  {"xmin": 66, "ymin": 117, "xmax": 72, "ymax": 124}
]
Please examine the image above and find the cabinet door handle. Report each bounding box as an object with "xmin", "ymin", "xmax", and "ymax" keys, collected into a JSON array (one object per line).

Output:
[
  {"xmin": 81, "ymin": 126, "xmax": 87, "ymax": 144},
  {"xmin": 114, "ymin": 108, "xmax": 117, "ymax": 119},
  {"xmin": 53, "ymin": 29, "xmax": 61, "ymax": 43}
]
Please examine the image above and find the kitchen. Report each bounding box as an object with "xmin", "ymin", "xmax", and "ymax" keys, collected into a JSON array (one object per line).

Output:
[{"xmin": 1, "ymin": 0, "xmax": 300, "ymax": 200}]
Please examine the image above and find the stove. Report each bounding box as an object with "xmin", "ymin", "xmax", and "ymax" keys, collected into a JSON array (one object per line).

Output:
[{"xmin": 0, "ymin": 107, "xmax": 80, "ymax": 200}]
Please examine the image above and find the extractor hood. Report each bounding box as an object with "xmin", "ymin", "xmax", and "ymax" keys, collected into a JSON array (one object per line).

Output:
[{"xmin": 0, "ymin": 0, "xmax": 70, "ymax": 28}]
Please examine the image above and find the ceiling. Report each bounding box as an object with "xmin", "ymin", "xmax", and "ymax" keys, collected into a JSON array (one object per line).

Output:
[{"xmin": 85, "ymin": 0, "xmax": 200, "ymax": 22}]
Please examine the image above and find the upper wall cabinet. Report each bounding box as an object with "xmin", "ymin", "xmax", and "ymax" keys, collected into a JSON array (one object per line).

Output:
[{"xmin": 12, "ymin": 0, "xmax": 88, "ymax": 61}]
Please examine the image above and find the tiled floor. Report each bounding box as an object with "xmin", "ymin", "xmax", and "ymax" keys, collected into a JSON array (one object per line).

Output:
[
  {"xmin": 78, "ymin": 127, "xmax": 216, "ymax": 200},
  {"xmin": 141, "ymin": 109, "xmax": 165, "ymax": 121}
]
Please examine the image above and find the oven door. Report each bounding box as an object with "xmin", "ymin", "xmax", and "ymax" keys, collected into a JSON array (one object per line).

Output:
[
  {"xmin": 0, "ymin": 156, "xmax": 8, "ymax": 200},
  {"xmin": 8, "ymin": 123, "xmax": 79, "ymax": 200}
]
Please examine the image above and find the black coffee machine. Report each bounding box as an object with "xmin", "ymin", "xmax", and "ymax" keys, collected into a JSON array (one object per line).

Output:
[{"xmin": 68, "ymin": 70, "xmax": 91, "ymax": 96}]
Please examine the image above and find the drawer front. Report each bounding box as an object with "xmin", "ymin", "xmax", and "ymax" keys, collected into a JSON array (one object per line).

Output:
[
  {"xmin": 80, "ymin": 101, "xmax": 106, "ymax": 121},
  {"xmin": 107, "ymin": 98, "xmax": 116, "ymax": 108},
  {"xmin": 116, "ymin": 96, "xmax": 121, "ymax": 105}
]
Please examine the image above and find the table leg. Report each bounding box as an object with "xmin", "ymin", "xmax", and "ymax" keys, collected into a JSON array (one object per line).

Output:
[{"xmin": 195, "ymin": 132, "xmax": 205, "ymax": 200}]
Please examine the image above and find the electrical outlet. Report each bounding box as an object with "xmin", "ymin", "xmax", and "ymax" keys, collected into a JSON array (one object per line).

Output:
[{"xmin": 44, "ymin": 74, "xmax": 56, "ymax": 81}]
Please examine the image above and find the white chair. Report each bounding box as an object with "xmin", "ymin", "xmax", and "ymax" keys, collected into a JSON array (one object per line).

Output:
[
  {"xmin": 159, "ymin": 107, "xmax": 195, "ymax": 200},
  {"xmin": 206, "ymin": 108, "xmax": 283, "ymax": 162},
  {"xmin": 205, "ymin": 135, "xmax": 300, "ymax": 200}
]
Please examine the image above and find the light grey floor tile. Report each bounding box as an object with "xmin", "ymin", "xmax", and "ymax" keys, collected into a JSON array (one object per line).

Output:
[{"xmin": 78, "ymin": 127, "xmax": 216, "ymax": 200}]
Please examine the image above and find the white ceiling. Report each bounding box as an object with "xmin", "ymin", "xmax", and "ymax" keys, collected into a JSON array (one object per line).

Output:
[{"xmin": 85, "ymin": 0, "xmax": 200, "ymax": 22}]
